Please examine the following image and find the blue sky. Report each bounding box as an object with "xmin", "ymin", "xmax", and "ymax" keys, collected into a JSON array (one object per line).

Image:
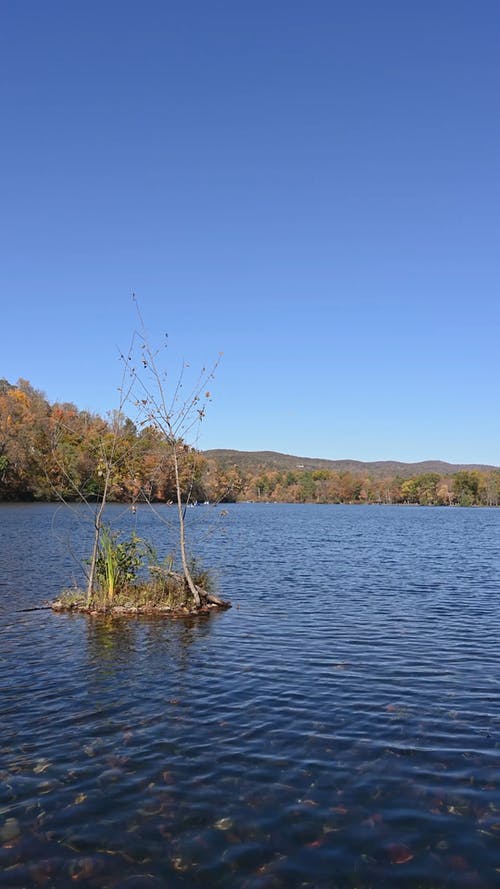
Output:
[{"xmin": 1, "ymin": 1, "xmax": 499, "ymax": 464}]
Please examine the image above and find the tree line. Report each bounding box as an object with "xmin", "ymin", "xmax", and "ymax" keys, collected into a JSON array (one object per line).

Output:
[
  {"xmin": 240, "ymin": 466, "xmax": 500, "ymax": 506},
  {"xmin": 0, "ymin": 378, "xmax": 230, "ymax": 504},
  {"xmin": 1, "ymin": 378, "xmax": 499, "ymax": 507}
]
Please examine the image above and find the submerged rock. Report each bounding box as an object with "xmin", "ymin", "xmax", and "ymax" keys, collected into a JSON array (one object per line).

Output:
[{"xmin": 0, "ymin": 817, "xmax": 21, "ymax": 842}]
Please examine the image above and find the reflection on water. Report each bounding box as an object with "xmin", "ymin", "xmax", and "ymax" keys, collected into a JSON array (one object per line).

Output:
[
  {"xmin": 86, "ymin": 614, "xmax": 216, "ymax": 675},
  {"xmin": 1, "ymin": 503, "xmax": 500, "ymax": 887}
]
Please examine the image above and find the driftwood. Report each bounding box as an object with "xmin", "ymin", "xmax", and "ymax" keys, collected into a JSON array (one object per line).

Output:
[
  {"xmin": 17, "ymin": 606, "xmax": 54, "ymax": 612},
  {"xmin": 195, "ymin": 587, "xmax": 230, "ymax": 608},
  {"xmin": 147, "ymin": 567, "xmax": 231, "ymax": 609}
]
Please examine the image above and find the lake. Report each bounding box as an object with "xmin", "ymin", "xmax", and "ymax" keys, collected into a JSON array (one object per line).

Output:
[{"xmin": 1, "ymin": 502, "xmax": 500, "ymax": 888}]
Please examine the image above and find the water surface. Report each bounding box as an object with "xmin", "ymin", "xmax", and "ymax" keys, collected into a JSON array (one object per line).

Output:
[{"xmin": 1, "ymin": 503, "xmax": 500, "ymax": 888}]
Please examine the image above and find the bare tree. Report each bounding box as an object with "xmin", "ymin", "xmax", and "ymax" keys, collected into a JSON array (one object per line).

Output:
[
  {"xmin": 123, "ymin": 298, "xmax": 222, "ymax": 607},
  {"xmin": 47, "ymin": 361, "xmax": 136, "ymax": 605},
  {"xmin": 84, "ymin": 407, "xmax": 130, "ymax": 604}
]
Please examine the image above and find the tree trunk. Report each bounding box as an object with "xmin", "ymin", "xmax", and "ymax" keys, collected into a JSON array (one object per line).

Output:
[
  {"xmin": 86, "ymin": 473, "xmax": 109, "ymax": 605},
  {"xmin": 172, "ymin": 443, "xmax": 201, "ymax": 607}
]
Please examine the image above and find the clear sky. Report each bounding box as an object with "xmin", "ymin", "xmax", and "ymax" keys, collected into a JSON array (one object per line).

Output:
[{"xmin": 1, "ymin": 1, "xmax": 499, "ymax": 464}]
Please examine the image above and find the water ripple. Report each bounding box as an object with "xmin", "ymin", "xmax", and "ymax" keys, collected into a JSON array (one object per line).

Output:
[{"xmin": 1, "ymin": 503, "xmax": 500, "ymax": 887}]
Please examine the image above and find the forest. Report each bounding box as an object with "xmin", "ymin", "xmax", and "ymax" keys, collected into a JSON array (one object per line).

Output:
[{"xmin": 1, "ymin": 377, "xmax": 500, "ymax": 507}]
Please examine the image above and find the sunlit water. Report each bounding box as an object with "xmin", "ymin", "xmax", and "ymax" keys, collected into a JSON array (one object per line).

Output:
[{"xmin": 1, "ymin": 502, "xmax": 500, "ymax": 888}]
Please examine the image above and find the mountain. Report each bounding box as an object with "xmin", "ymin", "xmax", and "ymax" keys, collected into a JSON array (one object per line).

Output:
[{"xmin": 203, "ymin": 449, "xmax": 498, "ymax": 479}]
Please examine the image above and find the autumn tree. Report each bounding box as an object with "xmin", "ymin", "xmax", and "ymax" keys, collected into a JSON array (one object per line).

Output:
[{"xmin": 0, "ymin": 379, "xmax": 50, "ymax": 499}]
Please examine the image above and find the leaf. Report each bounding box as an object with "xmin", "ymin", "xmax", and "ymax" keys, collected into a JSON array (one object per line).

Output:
[{"xmin": 388, "ymin": 844, "xmax": 414, "ymax": 864}]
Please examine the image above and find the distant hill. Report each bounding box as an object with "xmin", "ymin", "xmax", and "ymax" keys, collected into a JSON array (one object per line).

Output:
[{"xmin": 203, "ymin": 449, "xmax": 498, "ymax": 479}]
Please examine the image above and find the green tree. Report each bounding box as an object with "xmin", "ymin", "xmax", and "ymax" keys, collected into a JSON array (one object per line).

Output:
[{"xmin": 452, "ymin": 470, "xmax": 485, "ymax": 506}]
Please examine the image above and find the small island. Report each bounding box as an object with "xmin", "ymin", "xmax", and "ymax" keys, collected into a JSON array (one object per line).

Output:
[
  {"xmin": 51, "ymin": 527, "xmax": 231, "ymax": 617},
  {"xmin": 44, "ymin": 308, "xmax": 231, "ymax": 619},
  {"xmin": 51, "ymin": 573, "xmax": 231, "ymax": 617}
]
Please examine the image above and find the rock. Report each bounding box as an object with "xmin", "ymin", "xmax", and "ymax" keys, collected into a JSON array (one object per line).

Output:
[
  {"xmin": 0, "ymin": 817, "xmax": 21, "ymax": 842},
  {"xmin": 214, "ymin": 817, "xmax": 233, "ymax": 831}
]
